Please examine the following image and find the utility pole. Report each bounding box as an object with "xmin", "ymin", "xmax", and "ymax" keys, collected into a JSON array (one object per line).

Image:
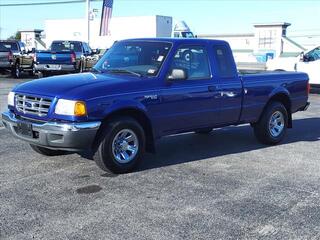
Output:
[{"xmin": 86, "ymin": 0, "xmax": 90, "ymax": 44}]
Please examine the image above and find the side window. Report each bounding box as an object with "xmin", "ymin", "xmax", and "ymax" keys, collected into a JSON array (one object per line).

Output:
[
  {"xmin": 213, "ymin": 45, "xmax": 236, "ymax": 78},
  {"xmin": 170, "ymin": 45, "xmax": 210, "ymax": 80}
]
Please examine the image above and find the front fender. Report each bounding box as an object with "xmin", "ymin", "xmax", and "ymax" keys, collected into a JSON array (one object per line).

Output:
[{"xmin": 102, "ymin": 99, "xmax": 150, "ymax": 119}]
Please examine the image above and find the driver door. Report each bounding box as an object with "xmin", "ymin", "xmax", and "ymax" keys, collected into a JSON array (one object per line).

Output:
[{"xmin": 157, "ymin": 45, "xmax": 220, "ymax": 135}]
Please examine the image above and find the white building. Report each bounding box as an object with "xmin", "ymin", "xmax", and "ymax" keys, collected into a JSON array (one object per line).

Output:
[
  {"xmin": 19, "ymin": 29, "xmax": 46, "ymax": 50},
  {"xmin": 198, "ymin": 23, "xmax": 306, "ymax": 63},
  {"xmin": 43, "ymin": 15, "xmax": 174, "ymax": 49}
]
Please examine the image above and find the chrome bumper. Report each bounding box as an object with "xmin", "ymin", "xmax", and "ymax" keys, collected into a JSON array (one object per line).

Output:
[{"xmin": 1, "ymin": 111, "xmax": 101, "ymax": 151}]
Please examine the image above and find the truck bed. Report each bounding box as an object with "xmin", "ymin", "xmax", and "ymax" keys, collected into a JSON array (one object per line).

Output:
[{"xmin": 239, "ymin": 71, "xmax": 309, "ymax": 123}]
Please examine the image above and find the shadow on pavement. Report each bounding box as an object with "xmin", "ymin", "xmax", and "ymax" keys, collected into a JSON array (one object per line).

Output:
[{"xmin": 138, "ymin": 117, "xmax": 320, "ymax": 171}]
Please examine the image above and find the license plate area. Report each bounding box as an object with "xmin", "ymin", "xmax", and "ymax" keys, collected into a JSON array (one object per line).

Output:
[
  {"xmin": 16, "ymin": 122, "xmax": 33, "ymax": 137},
  {"xmin": 46, "ymin": 64, "xmax": 61, "ymax": 70}
]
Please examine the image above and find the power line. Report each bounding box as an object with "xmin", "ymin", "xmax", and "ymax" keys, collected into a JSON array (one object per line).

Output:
[{"xmin": 0, "ymin": 0, "xmax": 102, "ymax": 7}]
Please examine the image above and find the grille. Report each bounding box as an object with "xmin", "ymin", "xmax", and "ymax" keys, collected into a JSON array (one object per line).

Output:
[{"xmin": 15, "ymin": 94, "xmax": 52, "ymax": 117}]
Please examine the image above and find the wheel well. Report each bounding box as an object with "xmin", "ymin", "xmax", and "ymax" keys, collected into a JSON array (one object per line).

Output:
[
  {"xmin": 93, "ymin": 108, "xmax": 155, "ymax": 153},
  {"xmin": 263, "ymin": 93, "xmax": 292, "ymax": 128}
]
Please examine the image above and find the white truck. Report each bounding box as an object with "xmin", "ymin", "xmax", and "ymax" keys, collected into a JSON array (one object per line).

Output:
[{"xmin": 267, "ymin": 46, "xmax": 320, "ymax": 91}]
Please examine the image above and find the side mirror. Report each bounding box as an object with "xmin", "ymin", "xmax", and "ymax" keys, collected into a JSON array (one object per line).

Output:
[
  {"xmin": 299, "ymin": 52, "xmax": 305, "ymax": 62},
  {"xmin": 167, "ymin": 69, "xmax": 187, "ymax": 81}
]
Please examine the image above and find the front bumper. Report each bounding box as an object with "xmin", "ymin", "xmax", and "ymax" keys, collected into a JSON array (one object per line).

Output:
[
  {"xmin": 1, "ymin": 111, "xmax": 101, "ymax": 151},
  {"xmin": 34, "ymin": 64, "xmax": 76, "ymax": 72}
]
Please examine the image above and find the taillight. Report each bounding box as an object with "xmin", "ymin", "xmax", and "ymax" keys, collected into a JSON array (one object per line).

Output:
[
  {"xmin": 307, "ymin": 83, "xmax": 311, "ymax": 95},
  {"xmin": 8, "ymin": 51, "xmax": 13, "ymax": 61},
  {"xmin": 71, "ymin": 52, "xmax": 76, "ymax": 63}
]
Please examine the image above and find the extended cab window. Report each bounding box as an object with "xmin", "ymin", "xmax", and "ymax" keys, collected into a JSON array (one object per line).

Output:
[
  {"xmin": 213, "ymin": 45, "xmax": 236, "ymax": 78},
  {"xmin": 170, "ymin": 45, "xmax": 210, "ymax": 80}
]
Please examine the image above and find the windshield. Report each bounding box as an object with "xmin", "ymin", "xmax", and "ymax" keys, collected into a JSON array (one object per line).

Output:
[
  {"xmin": 51, "ymin": 41, "xmax": 82, "ymax": 52},
  {"xmin": 182, "ymin": 32, "xmax": 194, "ymax": 38},
  {"xmin": 94, "ymin": 41, "xmax": 172, "ymax": 77},
  {"xmin": 0, "ymin": 42, "xmax": 18, "ymax": 52}
]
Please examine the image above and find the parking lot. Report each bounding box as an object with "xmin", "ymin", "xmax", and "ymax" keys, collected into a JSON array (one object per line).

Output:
[{"xmin": 0, "ymin": 74, "xmax": 320, "ymax": 239}]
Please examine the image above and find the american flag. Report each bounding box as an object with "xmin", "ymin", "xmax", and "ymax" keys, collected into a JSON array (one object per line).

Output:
[{"xmin": 100, "ymin": 0, "xmax": 113, "ymax": 36}]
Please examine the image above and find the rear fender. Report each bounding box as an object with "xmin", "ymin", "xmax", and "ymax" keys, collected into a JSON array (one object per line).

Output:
[{"xmin": 266, "ymin": 88, "xmax": 292, "ymax": 128}]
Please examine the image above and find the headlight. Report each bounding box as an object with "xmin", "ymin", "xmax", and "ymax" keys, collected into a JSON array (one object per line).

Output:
[
  {"xmin": 54, "ymin": 99, "xmax": 87, "ymax": 116},
  {"xmin": 8, "ymin": 92, "xmax": 15, "ymax": 106}
]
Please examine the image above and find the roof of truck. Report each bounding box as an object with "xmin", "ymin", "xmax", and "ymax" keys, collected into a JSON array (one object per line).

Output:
[{"xmin": 119, "ymin": 38, "xmax": 229, "ymax": 45}]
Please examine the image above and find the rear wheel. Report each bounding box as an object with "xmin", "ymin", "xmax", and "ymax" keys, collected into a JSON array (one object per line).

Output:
[
  {"xmin": 78, "ymin": 61, "xmax": 83, "ymax": 73},
  {"xmin": 253, "ymin": 101, "xmax": 288, "ymax": 145},
  {"xmin": 11, "ymin": 62, "xmax": 21, "ymax": 78},
  {"xmin": 29, "ymin": 64, "xmax": 36, "ymax": 76},
  {"xmin": 93, "ymin": 117, "xmax": 145, "ymax": 174},
  {"xmin": 30, "ymin": 144, "xmax": 67, "ymax": 156}
]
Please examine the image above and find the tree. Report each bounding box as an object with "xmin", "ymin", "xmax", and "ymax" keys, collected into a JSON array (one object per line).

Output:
[{"xmin": 7, "ymin": 31, "xmax": 21, "ymax": 41}]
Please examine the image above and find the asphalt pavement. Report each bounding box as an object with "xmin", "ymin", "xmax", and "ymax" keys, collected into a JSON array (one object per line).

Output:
[{"xmin": 0, "ymin": 74, "xmax": 320, "ymax": 240}]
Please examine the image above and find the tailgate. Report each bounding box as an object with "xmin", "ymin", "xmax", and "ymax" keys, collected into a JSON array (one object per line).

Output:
[
  {"xmin": 36, "ymin": 51, "xmax": 73, "ymax": 65},
  {"xmin": 0, "ymin": 51, "xmax": 9, "ymax": 63}
]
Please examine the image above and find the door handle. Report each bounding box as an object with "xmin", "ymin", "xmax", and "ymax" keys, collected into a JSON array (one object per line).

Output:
[{"xmin": 208, "ymin": 86, "xmax": 216, "ymax": 92}]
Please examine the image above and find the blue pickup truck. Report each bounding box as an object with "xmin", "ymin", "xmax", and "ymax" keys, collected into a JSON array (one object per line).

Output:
[
  {"xmin": 35, "ymin": 40, "xmax": 100, "ymax": 76},
  {"xmin": 2, "ymin": 38, "xmax": 310, "ymax": 173}
]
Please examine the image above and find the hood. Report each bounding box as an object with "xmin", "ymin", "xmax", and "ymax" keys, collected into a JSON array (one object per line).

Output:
[{"xmin": 14, "ymin": 73, "xmax": 151, "ymax": 100}]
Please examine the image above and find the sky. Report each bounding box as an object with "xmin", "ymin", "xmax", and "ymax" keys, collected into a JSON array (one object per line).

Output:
[{"xmin": 0, "ymin": 0, "xmax": 320, "ymax": 39}]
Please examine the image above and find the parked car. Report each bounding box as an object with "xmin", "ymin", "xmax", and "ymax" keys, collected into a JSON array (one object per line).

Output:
[
  {"xmin": 0, "ymin": 40, "xmax": 35, "ymax": 78},
  {"xmin": 267, "ymin": 46, "xmax": 320, "ymax": 92},
  {"xmin": 2, "ymin": 38, "xmax": 310, "ymax": 174},
  {"xmin": 35, "ymin": 40, "xmax": 100, "ymax": 76}
]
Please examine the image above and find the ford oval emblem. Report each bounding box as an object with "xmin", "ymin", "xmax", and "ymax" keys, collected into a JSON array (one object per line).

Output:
[
  {"xmin": 51, "ymin": 54, "xmax": 56, "ymax": 60},
  {"xmin": 25, "ymin": 102, "xmax": 33, "ymax": 108}
]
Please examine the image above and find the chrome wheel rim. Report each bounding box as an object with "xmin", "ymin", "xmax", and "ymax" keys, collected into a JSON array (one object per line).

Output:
[
  {"xmin": 269, "ymin": 111, "xmax": 285, "ymax": 137},
  {"xmin": 112, "ymin": 129, "xmax": 139, "ymax": 164}
]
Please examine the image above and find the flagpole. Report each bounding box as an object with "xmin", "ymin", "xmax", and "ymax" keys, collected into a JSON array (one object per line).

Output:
[{"xmin": 86, "ymin": 0, "xmax": 90, "ymax": 44}]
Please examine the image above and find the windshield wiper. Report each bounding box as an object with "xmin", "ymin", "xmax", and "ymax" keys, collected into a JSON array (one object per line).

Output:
[
  {"xmin": 105, "ymin": 69, "xmax": 142, "ymax": 77},
  {"xmin": 91, "ymin": 67, "xmax": 101, "ymax": 73}
]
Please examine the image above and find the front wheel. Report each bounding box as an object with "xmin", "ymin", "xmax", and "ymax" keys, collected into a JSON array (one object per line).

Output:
[
  {"xmin": 93, "ymin": 117, "xmax": 145, "ymax": 174},
  {"xmin": 30, "ymin": 144, "xmax": 67, "ymax": 156},
  {"xmin": 253, "ymin": 101, "xmax": 288, "ymax": 145}
]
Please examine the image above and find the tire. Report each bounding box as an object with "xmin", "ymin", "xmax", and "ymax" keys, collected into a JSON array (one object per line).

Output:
[
  {"xmin": 29, "ymin": 64, "xmax": 36, "ymax": 77},
  {"xmin": 93, "ymin": 117, "xmax": 145, "ymax": 174},
  {"xmin": 11, "ymin": 62, "xmax": 21, "ymax": 78},
  {"xmin": 30, "ymin": 144, "xmax": 67, "ymax": 156},
  {"xmin": 195, "ymin": 128, "xmax": 212, "ymax": 134},
  {"xmin": 77, "ymin": 61, "xmax": 83, "ymax": 73},
  {"xmin": 253, "ymin": 101, "xmax": 288, "ymax": 145}
]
